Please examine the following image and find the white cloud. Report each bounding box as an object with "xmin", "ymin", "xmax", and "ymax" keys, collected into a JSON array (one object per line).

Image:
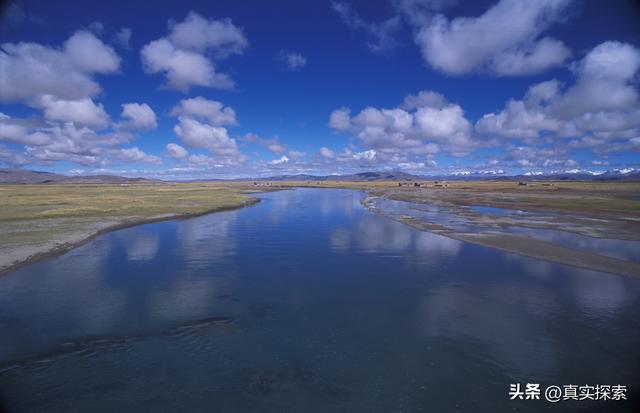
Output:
[
  {"xmin": 140, "ymin": 12, "xmax": 247, "ymax": 92},
  {"xmin": 352, "ymin": 149, "xmax": 376, "ymax": 161},
  {"xmin": 402, "ymin": 90, "xmax": 447, "ymax": 110},
  {"xmin": 491, "ymin": 37, "xmax": 572, "ymax": 76},
  {"xmin": 319, "ymin": 146, "xmax": 335, "ymax": 158},
  {"xmin": 269, "ymin": 155, "xmax": 290, "ymax": 165},
  {"xmin": 38, "ymin": 95, "xmax": 110, "ymax": 128},
  {"xmin": 141, "ymin": 39, "xmax": 234, "ymax": 92},
  {"xmin": 120, "ymin": 103, "xmax": 157, "ymax": 130},
  {"xmin": 288, "ymin": 150, "xmax": 306, "ymax": 160},
  {"xmin": 0, "ymin": 31, "xmax": 166, "ymax": 169},
  {"xmin": 277, "ymin": 50, "xmax": 307, "ymax": 71},
  {"xmin": 476, "ymin": 41, "xmax": 640, "ymax": 155},
  {"xmin": 330, "ymin": 90, "xmax": 475, "ymax": 156},
  {"xmin": 410, "ymin": 0, "xmax": 572, "ymax": 76},
  {"xmin": 117, "ymin": 147, "xmax": 161, "ymax": 164},
  {"xmin": 63, "ymin": 30, "xmax": 120, "ymax": 74},
  {"xmin": 242, "ymin": 133, "xmax": 287, "ymax": 154},
  {"xmin": 170, "ymin": 97, "xmax": 236, "ymax": 126},
  {"xmin": 0, "ymin": 120, "xmax": 49, "ymax": 146},
  {"xmin": 168, "ymin": 12, "xmax": 248, "ymax": 58},
  {"xmin": 415, "ymin": 105, "xmax": 470, "ymax": 141},
  {"xmin": 0, "ymin": 30, "xmax": 120, "ymax": 104},
  {"xmin": 550, "ymin": 41, "xmax": 640, "ymax": 118},
  {"xmin": 0, "ymin": 110, "xmax": 167, "ymax": 167},
  {"xmin": 173, "ymin": 116, "xmax": 242, "ymax": 159},
  {"xmin": 328, "ymin": 107, "xmax": 351, "ymax": 131},
  {"xmin": 166, "ymin": 143, "xmax": 188, "ymax": 159}
]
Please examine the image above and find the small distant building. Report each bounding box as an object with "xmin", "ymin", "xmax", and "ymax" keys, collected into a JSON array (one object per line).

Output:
[{"xmin": 518, "ymin": 181, "xmax": 528, "ymax": 186}]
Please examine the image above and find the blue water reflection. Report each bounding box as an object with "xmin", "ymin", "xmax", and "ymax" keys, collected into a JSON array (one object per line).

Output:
[{"xmin": 0, "ymin": 189, "xmax": 639, "ymax": 412}]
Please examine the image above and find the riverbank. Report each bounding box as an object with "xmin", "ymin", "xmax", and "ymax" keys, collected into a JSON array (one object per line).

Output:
[
  {"xmin": 356, "ymin": 182, "xmax": 640, "ymax": 277},
  {"xmin": 2, "ymin": 181, "xmax": 638, "ymax": 278},
  {"xmin": 393, "ymin": 215, "xmax": 640, "ymax": 278},
  {"xmin": 0, "ymin": 183, "xmax": 260, "ymax": 276}
]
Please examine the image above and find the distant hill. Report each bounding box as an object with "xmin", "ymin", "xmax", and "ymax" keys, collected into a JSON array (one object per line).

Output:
[
  {"xmin": 257, "ymin": 171, "xmax": 421, "ymax": 182},
  {"xmin": 1, "ymin": 167, "xmax": 638, "ymax": 184},
  {"xmin": 0, "ymin": 168, "xmax": 158, "ymax": 184},
  {"xmin": 256, "ymin": 169, "xmax": 640, "ymax": 182}
]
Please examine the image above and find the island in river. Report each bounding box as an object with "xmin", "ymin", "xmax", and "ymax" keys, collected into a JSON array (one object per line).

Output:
[{"xmin": 1, "ymin": 179, "xmax": 639, "ymax": 277}]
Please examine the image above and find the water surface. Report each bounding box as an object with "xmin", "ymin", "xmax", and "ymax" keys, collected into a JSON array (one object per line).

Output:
[{"xmin": 1, "ymin": 189, "xmax": 639, "ymax": 412}]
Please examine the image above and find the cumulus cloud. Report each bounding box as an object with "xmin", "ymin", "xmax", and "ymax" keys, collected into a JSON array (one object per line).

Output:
[
  {"xmin": 277, "ymin": 50, "xmax": 307, "ymax": 71},
  {"xmin": 173, "ymin": 117, "xmax": 243, "ymax": 160},
  {"xmin": 269, "ymin": 155, "xmax": 290, "ymax": 165},
  {"xmin": 0, "ymin": 30, "xmax": 164, "ymax": 169},
  {"xmin": 550, "ymin": 41, "xmax": 640, "ymax": 118},
  {"xmin": 140, "ymin": 12, "xmax": 247, "ymax": 91},
  {"xmin": 330, "ymin": 90, "xmax": 473, "ymax": 157},
  {"xmin": 120, "ymin": 103, "xmax": 157, "ymax": 130},
  {"xmin": 329, "ymin": 108, "xmax": 351, "ymax": 131},
  {"xmin": 36, "ymin": 96, "xmax": 110, "ymax": 128},
  {"xmin": 476, "ymin": 41, "xmax": 640, "ymax": 155},
  {"xmin": 117, "ymin": 147, "xmax": 161, "ymax": 164},
  {"xmin": 64, "ymin": 30, "xmax": 120, "ymax": 73},
  {"xmin": 0, "ymin": 111, "xmax": 160, "ymax": 169},
  {"xmin": 166, "ymin": 143, "xmax": 188, "ymax": 159},
  {"xmin": 319, "ymin": 146, "xmax": 335, "ymax": 158},
  {"xmin": 167, "ymin": 12, "xmax": 248, "ymax": 58},
  {"xmin": 0, "ymin": 30, "xmax": 120, "ymax": 104},
  {"xmin": 288, "ymin": 150, "xmax": 306, "ymax": 160},
  {"xmin": 0, "ymin": 113, "xmax": 50, "ymax": 146},
  {"xmin": 170, "ymin": 97, "xmax": 236, "ymax": 126},
  {"xmin": 405, "ymin": 0, "xmax": 572, "ymax": 76}
]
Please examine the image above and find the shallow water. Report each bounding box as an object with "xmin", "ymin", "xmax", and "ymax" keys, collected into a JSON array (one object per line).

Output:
[
  {"xmin": 370, "ymin": 196, "xmax": 640, "ymax": 263},
  {"xmin": 1, "ymin": 189, "xmax": 639, "ymax": 412}
]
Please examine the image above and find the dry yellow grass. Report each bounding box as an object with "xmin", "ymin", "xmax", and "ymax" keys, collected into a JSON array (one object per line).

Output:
[
  {"xmin": 1, "ymin": 179, "xmax": 638, "ymax": 276},
  {"xmin": 0, "ymin": 183, "xmax": 258, "ymax": 274},
  {"xmin": 0, "ymin": 183, "xmax": 256, "ymax": 221}
]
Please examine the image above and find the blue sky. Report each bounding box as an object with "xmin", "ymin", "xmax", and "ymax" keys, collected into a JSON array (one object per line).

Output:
[{"xmin": 1, "ymin": 0, "xmax": 639, "ymax": 178}]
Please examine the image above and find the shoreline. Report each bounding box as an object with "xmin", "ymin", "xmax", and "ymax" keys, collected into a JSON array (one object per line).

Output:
[
  {"xmin": 2, "ymin": 184, "xmax": 638, "ymax": 278},
  {"xmin": 0, "ymin": 197, "xmax": 260, "ymax": 277},
  {"xmin": 370, "ymin": 202, "xmax": 640, "ymax": 278}
]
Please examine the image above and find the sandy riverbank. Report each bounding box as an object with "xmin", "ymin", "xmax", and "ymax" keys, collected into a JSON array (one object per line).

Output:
[{"xmin": 395, "ymin": 215, "xmax": 640, "ymax": 278}]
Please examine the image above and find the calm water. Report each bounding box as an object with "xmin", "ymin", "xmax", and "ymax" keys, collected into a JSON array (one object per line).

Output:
[
  {"xmin": 1, "ymin": 189, "xmax": 639, "ymax": 412},
  {"xmin": 368, "ymin": 196, "xmax": 640, "ymax": 263}
]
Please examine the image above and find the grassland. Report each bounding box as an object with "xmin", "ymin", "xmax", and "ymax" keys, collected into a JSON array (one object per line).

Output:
[
  {"xmin": 0, "ymin": 183, "xmax": 259, "ymax": 275},
  {"xmin": 1, "ymin": 179, "xmax": 639, "ymax": 277}
]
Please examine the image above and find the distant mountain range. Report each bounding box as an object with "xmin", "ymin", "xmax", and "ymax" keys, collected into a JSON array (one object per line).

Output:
[
  {"xmin": 1, "ymin": 167, "xmax": 638, "ymax": 184},
  {"xmin": 0, "ymin": 168, "xmax": 157, "ymax": 184},
  {"xmin": 254, "ymin": 169, "xmax": 640, "ymax": 182}
]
